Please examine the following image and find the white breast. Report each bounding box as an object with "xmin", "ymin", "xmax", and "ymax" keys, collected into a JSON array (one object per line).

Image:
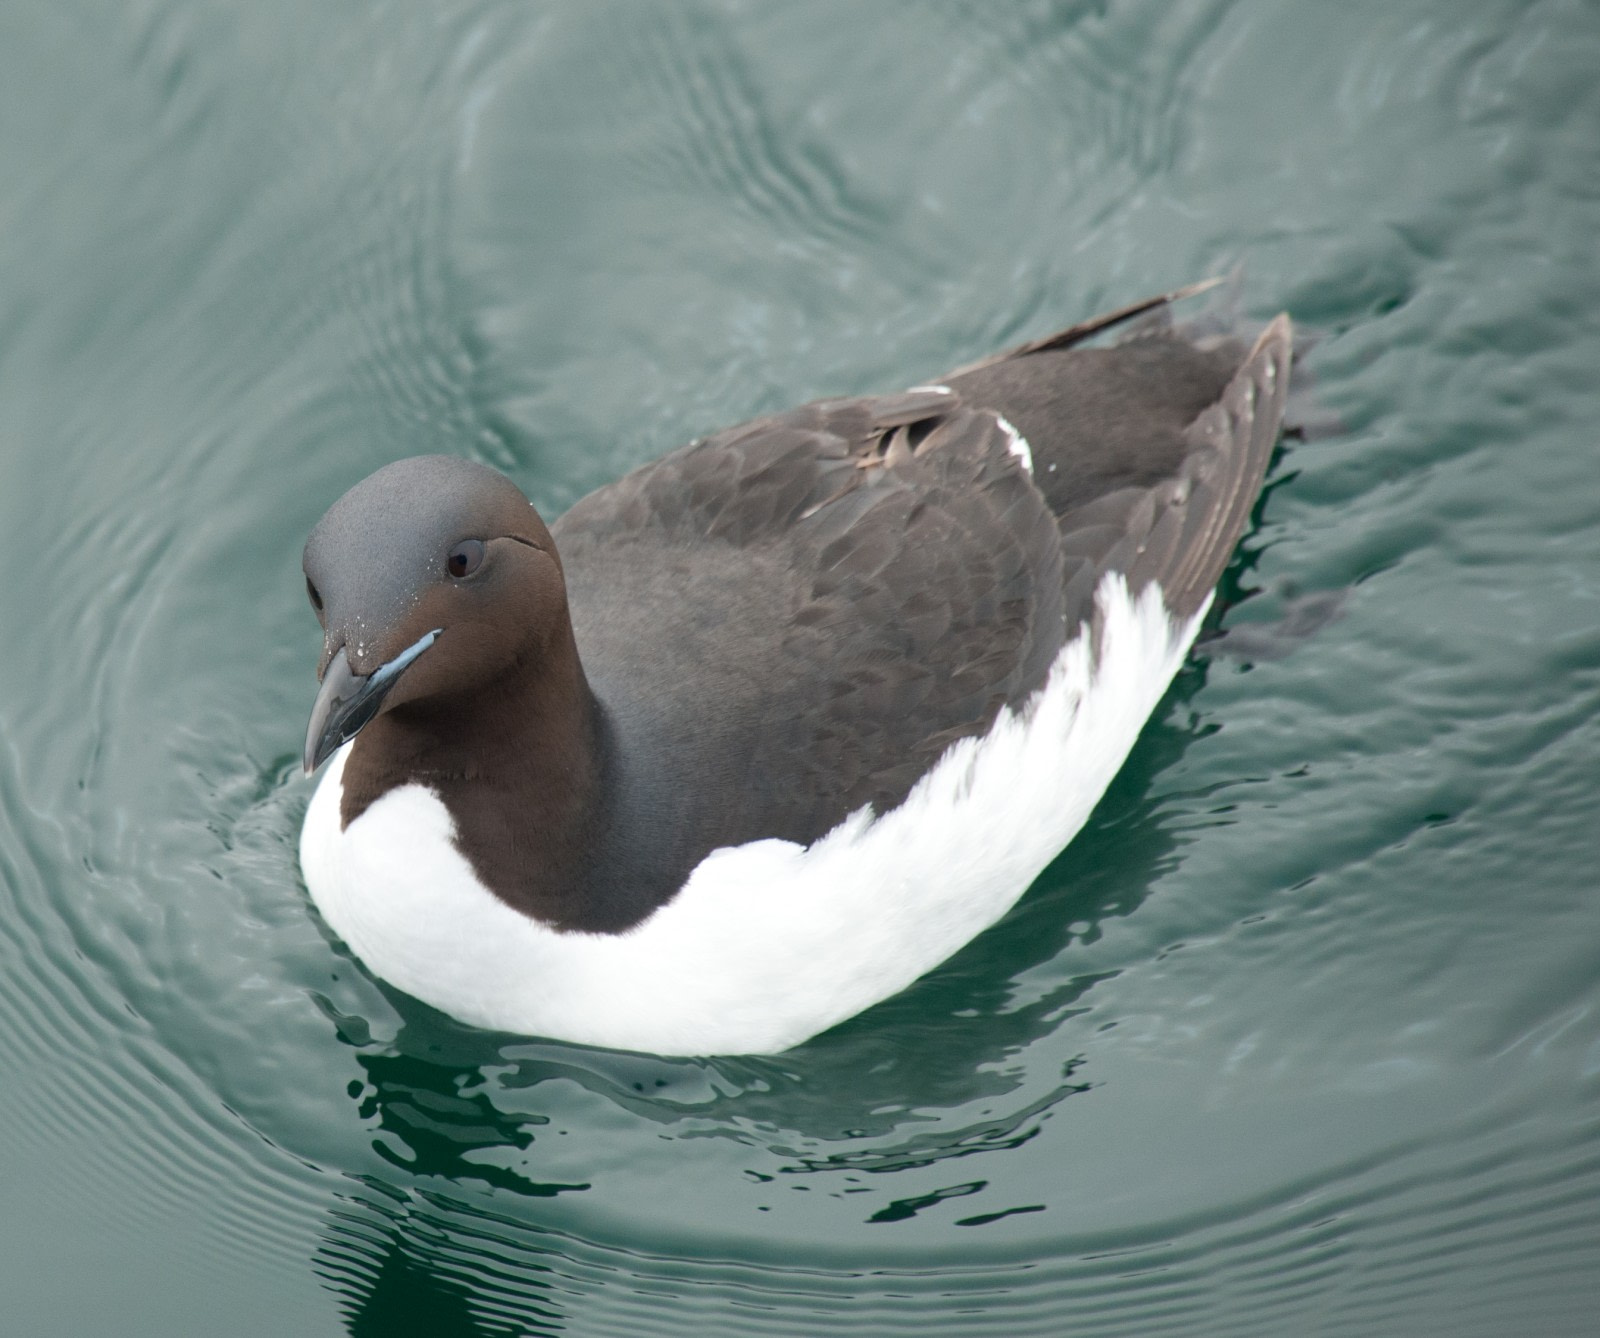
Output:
[{"xmin": 300, "ymin": 573, "xmax": 1208, "ymax": 1055}]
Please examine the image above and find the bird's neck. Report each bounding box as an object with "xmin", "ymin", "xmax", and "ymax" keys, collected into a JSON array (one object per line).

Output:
[{"xmin": 338, "ymin": 623, "xmax": 629, "ymax": 930}]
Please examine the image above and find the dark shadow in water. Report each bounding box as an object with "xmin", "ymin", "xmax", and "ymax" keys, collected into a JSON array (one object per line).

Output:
[
  {"xmin": 354, "ymin": 1046, "xmax": 591, "ymax": 1198},
  {"xmin": 314, "ymin": 1179, "xmax": 568, "ymax": 1337},
  {"xmin": 331, "ymin": 1222, "xmax": 497, "ymax": 1337}
]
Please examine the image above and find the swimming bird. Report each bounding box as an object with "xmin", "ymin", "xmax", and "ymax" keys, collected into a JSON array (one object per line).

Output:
[{"xmin": 299, "ymin": 284, "xmax": 1292, "ymax": 1055}]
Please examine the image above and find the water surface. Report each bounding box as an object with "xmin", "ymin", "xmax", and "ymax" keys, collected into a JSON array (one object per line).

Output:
[{"xmin": 2, "ymin": 2, "xmax": 1598, "ymax": 1333}]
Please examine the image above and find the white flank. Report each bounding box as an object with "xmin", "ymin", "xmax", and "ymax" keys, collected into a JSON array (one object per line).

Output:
[
  {"xmin": 301, "ymin": 574, "xmax": 1209, "ymax": 1055},
  {"xmin": 994, "ymin": 413, "xmax": 1033, "ymax": 474}
]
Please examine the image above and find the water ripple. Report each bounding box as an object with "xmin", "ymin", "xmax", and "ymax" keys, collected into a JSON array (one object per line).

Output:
[{"xmin": 4, "ymin": 0, "xmax": 1600, "ymax": 1332}]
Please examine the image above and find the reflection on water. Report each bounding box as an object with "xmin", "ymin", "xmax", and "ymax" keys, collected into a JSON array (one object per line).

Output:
[
  {"xmin": 4, "ymin": 0, "xmax": 1600, "ymax": 1333},
  {"xmin": 356, "ymin": 1049, "xmax": 587, "ymax": 1199},
  {"xmin": 318, "ymin": 1184, "xmax": 565, "ymax": 1337}
]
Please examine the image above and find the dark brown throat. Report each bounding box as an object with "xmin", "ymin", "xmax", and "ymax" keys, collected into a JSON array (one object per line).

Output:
[{"xmin": 336, "ymin": 625, "xmax": 625, "ymax": 931}]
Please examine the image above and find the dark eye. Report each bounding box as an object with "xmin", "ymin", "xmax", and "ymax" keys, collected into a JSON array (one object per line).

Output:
[
  {"xmin": 306, "ymin": 577, "xmax": 323, "ymax": 613},
  {"xmin": 447, "ymin": 539, "xmax": 486, "ymax": 579}
]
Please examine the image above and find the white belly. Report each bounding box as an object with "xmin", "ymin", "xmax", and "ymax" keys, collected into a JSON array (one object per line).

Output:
[{"xmin": 299, "ymin": 573, "xmax": 1207, "ymax": 1055}]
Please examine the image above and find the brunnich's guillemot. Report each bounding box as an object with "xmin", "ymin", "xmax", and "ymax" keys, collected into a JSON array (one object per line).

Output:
[{"xmin": 300, "ymin": 283, "xmax": 1292, "ymax": 1055}]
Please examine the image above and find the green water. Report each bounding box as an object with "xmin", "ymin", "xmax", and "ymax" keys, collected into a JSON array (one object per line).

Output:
[{"xmin": 3, "ymin": 1, "xmax": 1599, "ymax": 1333}]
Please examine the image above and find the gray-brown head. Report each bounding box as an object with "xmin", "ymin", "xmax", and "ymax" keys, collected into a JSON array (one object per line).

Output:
[{"xmin": 301, "ymin": 455, "xmax": 567, "ymax": 772}]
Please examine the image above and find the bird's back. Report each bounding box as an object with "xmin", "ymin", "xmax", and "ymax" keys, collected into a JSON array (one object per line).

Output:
[{"xmin": 552, "ymin": 300, "xmax": 1291, "ymax": 904}]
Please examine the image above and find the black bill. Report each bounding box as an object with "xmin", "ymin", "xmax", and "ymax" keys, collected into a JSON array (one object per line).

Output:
[{"xmin": 303, "ymin": 629, "xmax": 440, "ymax": 773}]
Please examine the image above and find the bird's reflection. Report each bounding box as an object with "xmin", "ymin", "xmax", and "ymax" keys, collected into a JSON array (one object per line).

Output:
[{"xmin": 315, "ymin": 1180, "xmax": 567, "ymax": 1336}]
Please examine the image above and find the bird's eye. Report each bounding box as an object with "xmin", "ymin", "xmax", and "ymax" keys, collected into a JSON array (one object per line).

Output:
[
  {"xmin": 306, "ymin": 578, "xmax": 324, "ymax": 613},
  {"xmin": 447, "ymin": 539, "xmax": 486, "ymax": 579}
]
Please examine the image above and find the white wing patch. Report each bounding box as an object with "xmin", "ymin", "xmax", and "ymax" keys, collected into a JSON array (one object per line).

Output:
[
  {"xmin": 994, "ymin": 412, "xmax": 1034, "ymax": 475},
  {"xmin": 301, "ymin": 574, "xmax": 1208, "ymax": 1055}
]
